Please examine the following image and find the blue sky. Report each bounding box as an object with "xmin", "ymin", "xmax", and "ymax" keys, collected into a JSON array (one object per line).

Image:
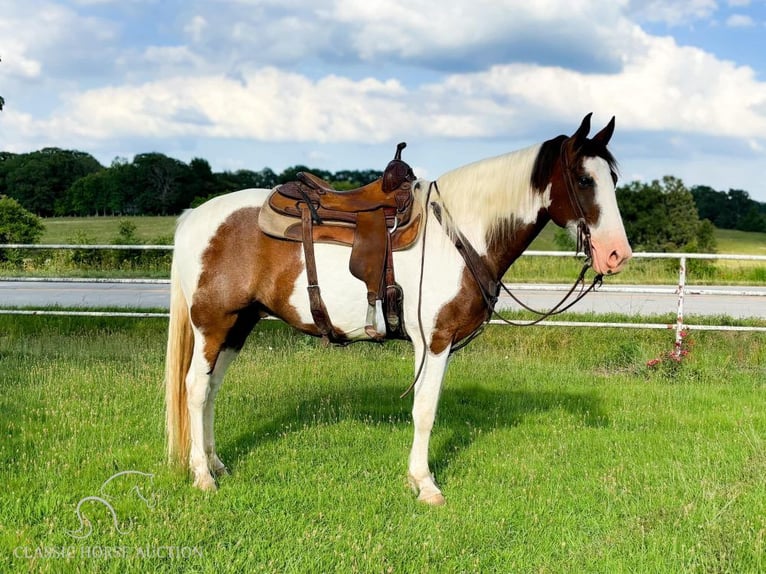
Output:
[{"xmin": 2, "ymin": 0, "xmax": 766, "ymax": 202}]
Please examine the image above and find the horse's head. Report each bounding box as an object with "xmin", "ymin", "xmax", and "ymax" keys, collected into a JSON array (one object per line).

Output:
[{"xmin": 539, "ymin": 113, "xmax": 632, "ymax": 275}]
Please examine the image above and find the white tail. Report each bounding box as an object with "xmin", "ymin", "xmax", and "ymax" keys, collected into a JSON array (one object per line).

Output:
[{"xmin": 164, "ymin": 258, "xmax": 194, "ymax": 467}]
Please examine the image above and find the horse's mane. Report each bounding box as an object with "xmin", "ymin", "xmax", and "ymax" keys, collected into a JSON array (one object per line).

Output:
[{"xmin": 434, "ymin": 144, "xmax": 548, "ymax": 241}]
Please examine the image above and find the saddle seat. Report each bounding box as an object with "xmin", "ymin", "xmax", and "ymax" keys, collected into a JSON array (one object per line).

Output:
[{"xmin": 275, "ymin": 142, "xmax": 416, "ymax": 220}]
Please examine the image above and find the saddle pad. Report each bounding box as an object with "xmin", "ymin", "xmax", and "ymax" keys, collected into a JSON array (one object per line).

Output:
[{"xmin": 258, "ymin": 190, "xmax": 424, "ymax": 251}]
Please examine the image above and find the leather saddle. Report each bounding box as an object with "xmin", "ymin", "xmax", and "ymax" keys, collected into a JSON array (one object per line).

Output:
[
  {"xmin": 260, "ymin": 143, "xmax": 420, "ymax": 343},
  {"xmin": 270, "ymin": 142, "xmax": 416, "ymax": 227}
]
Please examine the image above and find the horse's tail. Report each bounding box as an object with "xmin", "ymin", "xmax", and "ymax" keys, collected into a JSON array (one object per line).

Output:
[{"xmin": 165, "ymin": 253, "xmax": 193, "ymax": 468}]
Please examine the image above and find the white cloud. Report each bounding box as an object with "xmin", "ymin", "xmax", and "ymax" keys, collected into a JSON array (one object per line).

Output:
[
  {"xmin": 184, "ymin": 15, "xmax": 208, "ymax": 43},
  {"xmin": 0, "ymin": 1, "xmax": 117, "ymax": 82},
  {"xmin": 325, "ymin": 0, "xmax": 632, "ymax": 71},
  {"xmin": 726, "ymin": 13, "xmax": 756, "ymax": 26},
  {"xmin": 9, "ymin": 23, "xmax": 766, "ymax": 150},
  {"xmin": 626, "ymin": 0, "xmax": 717, "ymax": 25},
  {"xmin": 10, "ymin": 69, "xmax": 415, "ymax": 144},
  {"xmin": 423, "ymin": 28, "xmax": 766, "ymax": 139}
]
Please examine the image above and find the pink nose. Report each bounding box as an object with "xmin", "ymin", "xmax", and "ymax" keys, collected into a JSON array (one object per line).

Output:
[{"xmin": 605, "ymin": 245, "xmax": 632, "ymax": 274}]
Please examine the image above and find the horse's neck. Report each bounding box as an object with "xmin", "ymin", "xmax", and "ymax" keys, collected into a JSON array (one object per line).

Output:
[
  {"xmin": 433, "ymin": 144, "xmax": 551, "ymax": 279},
  {"xmin": 483, "ymin": 213, "xmax": 551, "ymax": 280}
]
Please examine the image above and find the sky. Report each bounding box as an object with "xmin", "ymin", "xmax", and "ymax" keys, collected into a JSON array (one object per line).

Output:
[{"xmin": 2, "ymin": 0, "xmax": 766, "ymax": 202}]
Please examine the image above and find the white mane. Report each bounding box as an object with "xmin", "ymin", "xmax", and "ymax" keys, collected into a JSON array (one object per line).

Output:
[{"xmin": 433, "ymin": 143, "xmax": 551, "ymax": 246}]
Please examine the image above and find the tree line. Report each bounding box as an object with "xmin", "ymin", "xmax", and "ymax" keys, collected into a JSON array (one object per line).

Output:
[
  {"xmin": 0, "ymin": 148, "xmax": 383, "ymax": 217},
  {"xmin": 1, "ymin": 146, "xmax": 765, "ymax": 253}
]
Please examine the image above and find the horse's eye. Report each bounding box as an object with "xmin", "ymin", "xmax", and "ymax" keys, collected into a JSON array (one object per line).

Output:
[{"xmin": 577, "ymin": 176, "xmax": 594, "ymax": 188}]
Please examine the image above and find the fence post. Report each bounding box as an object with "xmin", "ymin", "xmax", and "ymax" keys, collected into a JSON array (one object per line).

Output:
[{"xmin": 673, "ymin": 255, "xmax": 687, "ymax": 358}]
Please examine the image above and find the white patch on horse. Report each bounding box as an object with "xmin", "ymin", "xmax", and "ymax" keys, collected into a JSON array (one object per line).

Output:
[
  {"xmin": 583, "ymin": 156, "xmax": 626, "ymax": 239},
  {"xmin": 289, "ymin": 243, "xmax": 373, "ymax": 339}
]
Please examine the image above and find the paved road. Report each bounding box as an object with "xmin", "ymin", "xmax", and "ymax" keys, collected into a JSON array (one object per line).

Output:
[
  {"xmin": 1, "ymin": 280, "xmax": 765, "ymax": 318},
  {"xmin": 0, "ymin": 279, "xmax": 170, "ymax": 310}
]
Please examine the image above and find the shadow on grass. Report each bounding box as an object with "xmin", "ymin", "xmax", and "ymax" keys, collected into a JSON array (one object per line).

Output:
[{"xmin": 220, "ymin": 379, "xmax": 608, "ymax": 479}]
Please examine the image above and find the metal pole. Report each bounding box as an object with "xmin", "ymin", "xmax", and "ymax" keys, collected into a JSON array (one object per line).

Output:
[{"xmin": 674, "ymin": 255, "xmax": 687, "ymax": 358}]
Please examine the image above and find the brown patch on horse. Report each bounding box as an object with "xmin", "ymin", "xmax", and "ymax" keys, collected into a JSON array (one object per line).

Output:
[
  {"xmin": 429, "ymin": 218, "xmax": 547, "ymax": 355},
  {"xmin": 191, "ymin": 207, "xmax": 320, "ymax": 366},
  {"xmin": 429, "ymin": 266, "xmax": 489, "ymax": 355}
]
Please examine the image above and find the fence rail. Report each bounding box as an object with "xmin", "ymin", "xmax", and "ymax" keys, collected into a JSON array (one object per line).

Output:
[{"xmin": 2, "ymin": 245, "xmax": 765, "ymax": 350}]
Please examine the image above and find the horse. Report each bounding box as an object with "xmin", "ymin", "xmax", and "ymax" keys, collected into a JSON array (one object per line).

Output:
[{"xmin": 164, "ymin": 113, "xmax": 632, "ymax": 505}]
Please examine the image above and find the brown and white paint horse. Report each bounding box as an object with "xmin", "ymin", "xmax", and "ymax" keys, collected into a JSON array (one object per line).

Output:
[{"xmin": 165, "ymin": 114, "xmax": 632, "ymax": 504}]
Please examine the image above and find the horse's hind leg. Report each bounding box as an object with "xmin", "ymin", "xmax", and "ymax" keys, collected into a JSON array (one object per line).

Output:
[
  {"xmin": 186, "ymin": 342, "xmax": 219, "ymax": 491},
  {"xmin": 204, "ymin": 348, "xmax": 239, "ymax": 477},
  {"xmin": 188, "ymin": 309, "xmax": 260, "ymax": 490}
]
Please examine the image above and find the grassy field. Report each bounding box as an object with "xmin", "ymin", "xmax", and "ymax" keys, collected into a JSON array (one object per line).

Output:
[
  {"xmin": 714, "ymin": 228, "xmax": 766, "ymax": 256},
  {"xmin": 1, "ymin": 316, "xmax": 765, "ymax": 572},
  {"xmin": 41, "ymin": 216, "xmax": 177, "ymax": 245}
]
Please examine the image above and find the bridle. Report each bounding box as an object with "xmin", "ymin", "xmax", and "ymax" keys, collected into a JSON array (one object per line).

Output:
[{"xmin": 498, "ymin": 142, "xmax": 605, "ymax": 325}]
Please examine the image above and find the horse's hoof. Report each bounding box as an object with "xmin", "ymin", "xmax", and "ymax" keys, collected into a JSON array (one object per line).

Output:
[
  {"xmin": 418, "ymin": 491, "xmax": 446, "ymax": 506},
  {"xmin": 407, "ymin": 473, "xmax": 446, "ymax": 506},
  {"xmin": 193, "ymin": 473, "xmax": 218, "ymax": 492},
  {"xmin": 213, "ymin": 465, "xmax": 230, "ymax": 477}
]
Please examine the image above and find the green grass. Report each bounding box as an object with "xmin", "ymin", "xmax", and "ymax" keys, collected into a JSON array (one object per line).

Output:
[
  {"xmin": 1, "ymin": 316, "xmax": 765, "ymax": 572},
  {"xmin": 41, "ymin": 216, "xmax": 177, "ymax": 244},
  {"xmin": 714, "ymin": 228, "xmax": 766, "ymax": 256}
]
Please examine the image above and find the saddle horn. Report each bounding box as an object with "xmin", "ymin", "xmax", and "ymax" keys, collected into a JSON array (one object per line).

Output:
[{"xmin": 384, "ymin": 142, "xmax": 416, "ymax": 193}]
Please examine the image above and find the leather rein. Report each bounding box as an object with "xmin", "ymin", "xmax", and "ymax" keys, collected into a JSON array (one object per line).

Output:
[{"xmin": 431, "ymin": 146, "xmax": 604, "ymax": 337}]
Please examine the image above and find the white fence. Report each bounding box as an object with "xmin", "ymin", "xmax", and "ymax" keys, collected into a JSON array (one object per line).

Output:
[
  {"xmin": 493, "ymin": 251, "xmax": 766, "ymax": 358},
  {"xmin": 1, "ymin": 245, "xmax": 765, "ymax": 352}
]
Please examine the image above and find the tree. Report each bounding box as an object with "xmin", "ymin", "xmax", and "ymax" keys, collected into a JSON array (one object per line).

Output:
[
  {"xmin": 213, "ymin": 167, "xmax": 279, "ymax": 195},
  {"xmin": 130, "ymin": 153, "xmax": 191, "ymax": 215},
  {"xmin": 691, "ymin": 185, "xmax": 766, "ymax": 232},
  {"xmin": 0, "ymin": 195, "xmax": 44, "ymax": 245},
  {"xmin": 617, "ymin": 176, "xmax": 716, "ymax": 252},
  {"xmin": 182, "ymin": 157, "xmax": 221, "ymax": 203},
  {"xmin": 2, "ymin": 148, "xmax": 103, "ymax": 216},
  {"xmin": 277, "ymin": 165, "xmax": 332, "ymax": 184}
]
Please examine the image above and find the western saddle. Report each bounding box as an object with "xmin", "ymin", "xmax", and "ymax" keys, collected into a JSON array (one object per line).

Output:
[{"xmin": 263, "ymin": 143, "xmax": 419, "ymax": 343}]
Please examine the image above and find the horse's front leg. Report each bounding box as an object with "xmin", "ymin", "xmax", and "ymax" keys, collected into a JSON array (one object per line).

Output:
[{"xmin": 408, "ymin": 343, "xmax": 450, "ymax": 506}]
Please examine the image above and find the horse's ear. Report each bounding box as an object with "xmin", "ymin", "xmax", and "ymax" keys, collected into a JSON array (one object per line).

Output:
[
  {"xmin": 571, "ymin": 113, "xmax": 593, "ymax": 147},
  {"xmin": 591, "ymin": 116, "xmax": 616, "ymax": 147}
]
